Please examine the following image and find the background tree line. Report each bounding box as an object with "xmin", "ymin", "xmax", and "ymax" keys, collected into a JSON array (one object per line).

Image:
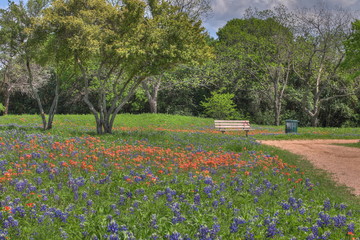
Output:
[{"xmin": 1, "ymin": 0, "xmax": 360, "ymax": 131}]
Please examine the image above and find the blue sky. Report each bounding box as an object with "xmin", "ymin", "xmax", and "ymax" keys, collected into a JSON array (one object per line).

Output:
[{"xmin": 1, "ymin": 0, "xmax": 360, "ymax": 38}]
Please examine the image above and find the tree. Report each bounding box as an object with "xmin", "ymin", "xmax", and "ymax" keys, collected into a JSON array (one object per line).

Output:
[
  {"xmin": 291, "ymin": 4, "xmax": 356, "ymax": 126},
  {"xmin": 141, "ymin": 0, "xmax": 212, "ymax": 113},
  {"xmin": 36, "ymin": 0, "xmax": 211, "ymax": 134},
  {"xmin": 217, "ymin": 6, "xmax": 295, "ymax": 125},
  {"xmin": 0, "ymin": 0, "xmax": 55, "ymax": 128}
]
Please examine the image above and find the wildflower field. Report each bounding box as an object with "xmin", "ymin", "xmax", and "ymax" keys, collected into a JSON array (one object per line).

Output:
[{"xmin": 0, "ymin": 114, "xmax": 360, "ymax": 239}]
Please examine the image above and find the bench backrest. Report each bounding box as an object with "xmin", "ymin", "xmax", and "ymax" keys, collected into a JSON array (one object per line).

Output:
[{"xmin": 214, "ymin": 120, "xmax": 251, "ymax": 130}]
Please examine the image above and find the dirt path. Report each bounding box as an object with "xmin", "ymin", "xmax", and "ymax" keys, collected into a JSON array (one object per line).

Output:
[{"xmin": 260, "ymin": 139, "xmax": 360, "ymax": 196}]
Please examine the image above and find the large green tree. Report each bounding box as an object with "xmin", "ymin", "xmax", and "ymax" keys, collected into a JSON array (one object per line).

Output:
[
  {"xmin": 141, "ymin": 0, "xmax": 212, "ymax": 113},
  {"xmin": 35, "ymin": 0, "xmax": 211, "ymax": 134},
  {"xmin": 217, "ymin": 7, "xmax": 295, "ymax": 125}
]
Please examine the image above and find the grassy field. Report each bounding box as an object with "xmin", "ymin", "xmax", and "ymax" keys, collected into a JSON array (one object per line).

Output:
[
  {"xmin": 335, "ymin": 142, "xmax": 360, "ymax": 149},
  {"xmin": 0, "ymin": 114, "xmax": 359, "ymax": 239}
]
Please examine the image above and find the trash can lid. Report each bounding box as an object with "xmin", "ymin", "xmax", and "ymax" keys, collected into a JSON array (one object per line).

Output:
[{"xmin": 285, "ymin": 120, "xmax": 299, "ymax": 122}]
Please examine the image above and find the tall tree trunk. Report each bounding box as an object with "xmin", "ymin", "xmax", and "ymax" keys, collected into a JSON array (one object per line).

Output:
[
  {"xmin": 142, "ymin": 77, "xmax": 162, "ymax": 114},
  {"xmin": 46, "ymin": 74, "xmax": 60, "ymax": 130},
  {"xmin": 3, "ymin": 86, "xmax": 10, "ymax": 115},
  {"xmin": 2, "ymin": 69, "xmax": 10, "ymax": 115},
  {"xmin": 26, "ymin": 58, "xmax": 48, "ymax": 130},
  {"xmin": 274, "ymin": 100, "xmax": 281, "ymax": 126}
]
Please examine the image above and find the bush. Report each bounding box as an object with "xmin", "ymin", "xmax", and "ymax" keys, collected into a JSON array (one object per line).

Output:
[
  {"xmin": 0, "ymin": 103, "xmax": 5, "ymax": 114},
  {"xmin": 201, "ymin": 91, "xmax": 239, "ymax": 119}
]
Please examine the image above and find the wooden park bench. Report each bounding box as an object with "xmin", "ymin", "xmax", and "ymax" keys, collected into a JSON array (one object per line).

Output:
[{"xmin": 214, "ymin": 120, "xmax": 254, "ymax": 137}]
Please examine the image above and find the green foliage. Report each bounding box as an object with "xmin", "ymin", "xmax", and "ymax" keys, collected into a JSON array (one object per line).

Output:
[
  {"xmin": 0, "ymin": 103, "xmax": 5, "ymax": 113},
  {"xmin": 201, "ymin": 90, "xmax": 239, "ymax": 119}
]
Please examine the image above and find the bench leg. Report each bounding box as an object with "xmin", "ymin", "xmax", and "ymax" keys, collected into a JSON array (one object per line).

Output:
[{"xmin": 245, "ymin": 130, "xmax": 249, "ymax": 137}]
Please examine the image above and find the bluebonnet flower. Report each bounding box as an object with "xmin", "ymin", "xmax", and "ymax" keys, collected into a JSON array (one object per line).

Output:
[
  {"xmin": 306, "ymin": 233, "xmax": 316, "ymax": 240},
  {"xmin": 196, "ymin": 225, "xmax": 211, "ymax": 239},
  {"xmin": 37, "ymin": 215, "xmax": 45, "ymax": 223},
  {"xmin": 203, "ymin": 186, "xmax": 212, "ymax": 197},
  {"xmin": 15, "ymin": 180, "xmax": 27, "ymax": 192},
  {"xmin": 36, "ymin": 167, "xmax": 44, "ymax": 174},
  {"xmin": 167, "ymin": 193, "xmax": 173, "ymax": 202},
  {"xmin": 194, "ymin": 193, "xmax": 200, "ymax": 205},
  {"xmin": 107, "ymin": 220, "xmax": 119, "ymax": 234},
  {"xmin": 280, "ymin": 202, "xmax": 290, "ymax": 210},
  {"xmin": 323, "ymin": 199, "xmax": 331, "ymax": 211},
  {"xmin": 48, "ymin": 187, "xmax": 54, "ymax": 195},
  {"xmin": 245, "ymin": 229, "xmax": 255, "ymax": 240},
  {"xmin": 310, "ymin": 225, "xmax": 319, "ymax": 237},
  {"xmin": 82, "ymin": 191, "xmax": 88, "ymax": 199},
  {"xmin": 118, "ymin": 195, "xmax": 126, "ymax": 205},
  {"xmin": 87, "ymin": 200, "xmax": 93, "ymax": 207},
  {"xmin": 229, "ymin": 223, "xmax": 238, "ymax": 233},
  {"xmin": 109, "ymin": 234, "xmax": 119, "ymax": 240},
  {"xmin": 332, "ymin": 214, "xmax": 346, "ymax": 228},
  {"xmin": 204, "ymin": 177, "xmax": 213, "ymax": 185},
  {"xmin": 299, "ymin": 208, "xmax": 306, "ymax": 215},
  {"xmin": 171, "ymin": 215, "xmax": 186, "ymax": 224},
  {"xmin": 230, "ymin": 217, "xmax": 246, "ymax": 233},
  {"xmin": 266, "ymin": 223, "xmax": 281, "ymax": 238},
  {"xmin": 60, "ymin": 228, "xmax": 68, "ymax": 239},
  {"xmin": 119, "ymin": 225, "xmax": 128, "ymax": 231},
  {"xmin": 257, "ymin": 208, "xmax": 264, "ymax": 215},
  {"xmin": 150, "ymin": 214, "xmax": 159, "ymax": 229},
  {"xmin": 347, "ymin": 222, "xmax": 355, "ymax": 232},
  {"xmin": 317, "ymin": 212, "xmax": 331, "ymax": 227},
  {"xmin": 167, "ymin": 231, "xmax": 182, "ymax": 240}
]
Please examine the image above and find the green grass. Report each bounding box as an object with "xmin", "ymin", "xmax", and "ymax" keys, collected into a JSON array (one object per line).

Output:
[{"xmin": 334, "ymin": 142, "xmax": 360, "ymax": 149}]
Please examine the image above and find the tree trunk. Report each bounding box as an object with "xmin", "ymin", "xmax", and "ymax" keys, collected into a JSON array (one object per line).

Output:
[
  {"xmin": 26, "ymin": 58, "xmax": 48, "ymax": 130},
  {"xmin": 142, "ymin": 77, "xmax": 162, "ymax": 114},
  {"xmin": 46, "ymin": 74, "xmax": 60, "ymax": 130},
  {"xmin": 274, "ymin": 100, "xmax": 281, "ymax": 126},
  {"xmin": 4, "ymin": 86, "xmax": 10, "ymax": 115},
  {"xmin": 149, "ymin": 98, "xmax": 158, "ymax": 114},
  {"xmin": 311, "ymin": 114, "xmax": 319, "ymax": 127}
]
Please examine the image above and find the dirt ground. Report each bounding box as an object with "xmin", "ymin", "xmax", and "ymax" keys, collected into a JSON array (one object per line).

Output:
[{"xmin": 260, "ymin": 139, "xmax": 360, "ymax": 196}]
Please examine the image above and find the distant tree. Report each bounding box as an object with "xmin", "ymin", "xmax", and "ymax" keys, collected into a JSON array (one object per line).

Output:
[
  {"xmin": 291, "ymin": 4, "xmax": 356, "ymax": 126},
  {"xmin": 36, "ymin": 0, "xmax": 211, "ymax": 134},
  {"xmin": 0, "ymin": 0, "xmax": 52, "ymax": 124},
  {"xmin": 217, "ymin": 6, "xmax": 295, "ymax": 125},
  {"xmin": 141, "ymin": 0, "xmax": 212, "ymax": 113}
]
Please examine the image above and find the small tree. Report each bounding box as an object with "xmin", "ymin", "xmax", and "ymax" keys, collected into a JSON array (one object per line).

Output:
[{"xmin": 201, "ymin": 91, "xmax": 238, "ymax": 119}]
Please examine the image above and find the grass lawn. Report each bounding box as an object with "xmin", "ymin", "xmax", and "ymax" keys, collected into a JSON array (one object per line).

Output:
[
  {"xmin": 0, "ymin": 114, "xmax": 359, "ymax": 239},
  {"xmin": 334, "ymin": 142, "xmax": 360, "ymax": 149}
]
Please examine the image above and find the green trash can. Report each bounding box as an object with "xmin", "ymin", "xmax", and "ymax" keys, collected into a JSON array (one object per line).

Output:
[{"xmin": 285, "ymin": 120, "xmax": 299, "ymax": 133}]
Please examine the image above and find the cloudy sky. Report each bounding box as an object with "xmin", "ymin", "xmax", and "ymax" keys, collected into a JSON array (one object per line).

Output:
[
  {"xmin": 1, "ymin": 0, "xmax": 360, "ymax": 38},
  {"xmin": 203, "ymin": 0, "xmax": 360, "ymax": 37}
]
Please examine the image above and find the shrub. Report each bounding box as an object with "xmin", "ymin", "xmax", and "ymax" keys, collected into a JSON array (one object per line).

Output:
[
  {"xmin": 201, "ymin": 91, "xmax": 239, "ymax": 119},
  {"xmin": 0, "ymin": 103, "xmax": 5, "ymax": 114}
]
